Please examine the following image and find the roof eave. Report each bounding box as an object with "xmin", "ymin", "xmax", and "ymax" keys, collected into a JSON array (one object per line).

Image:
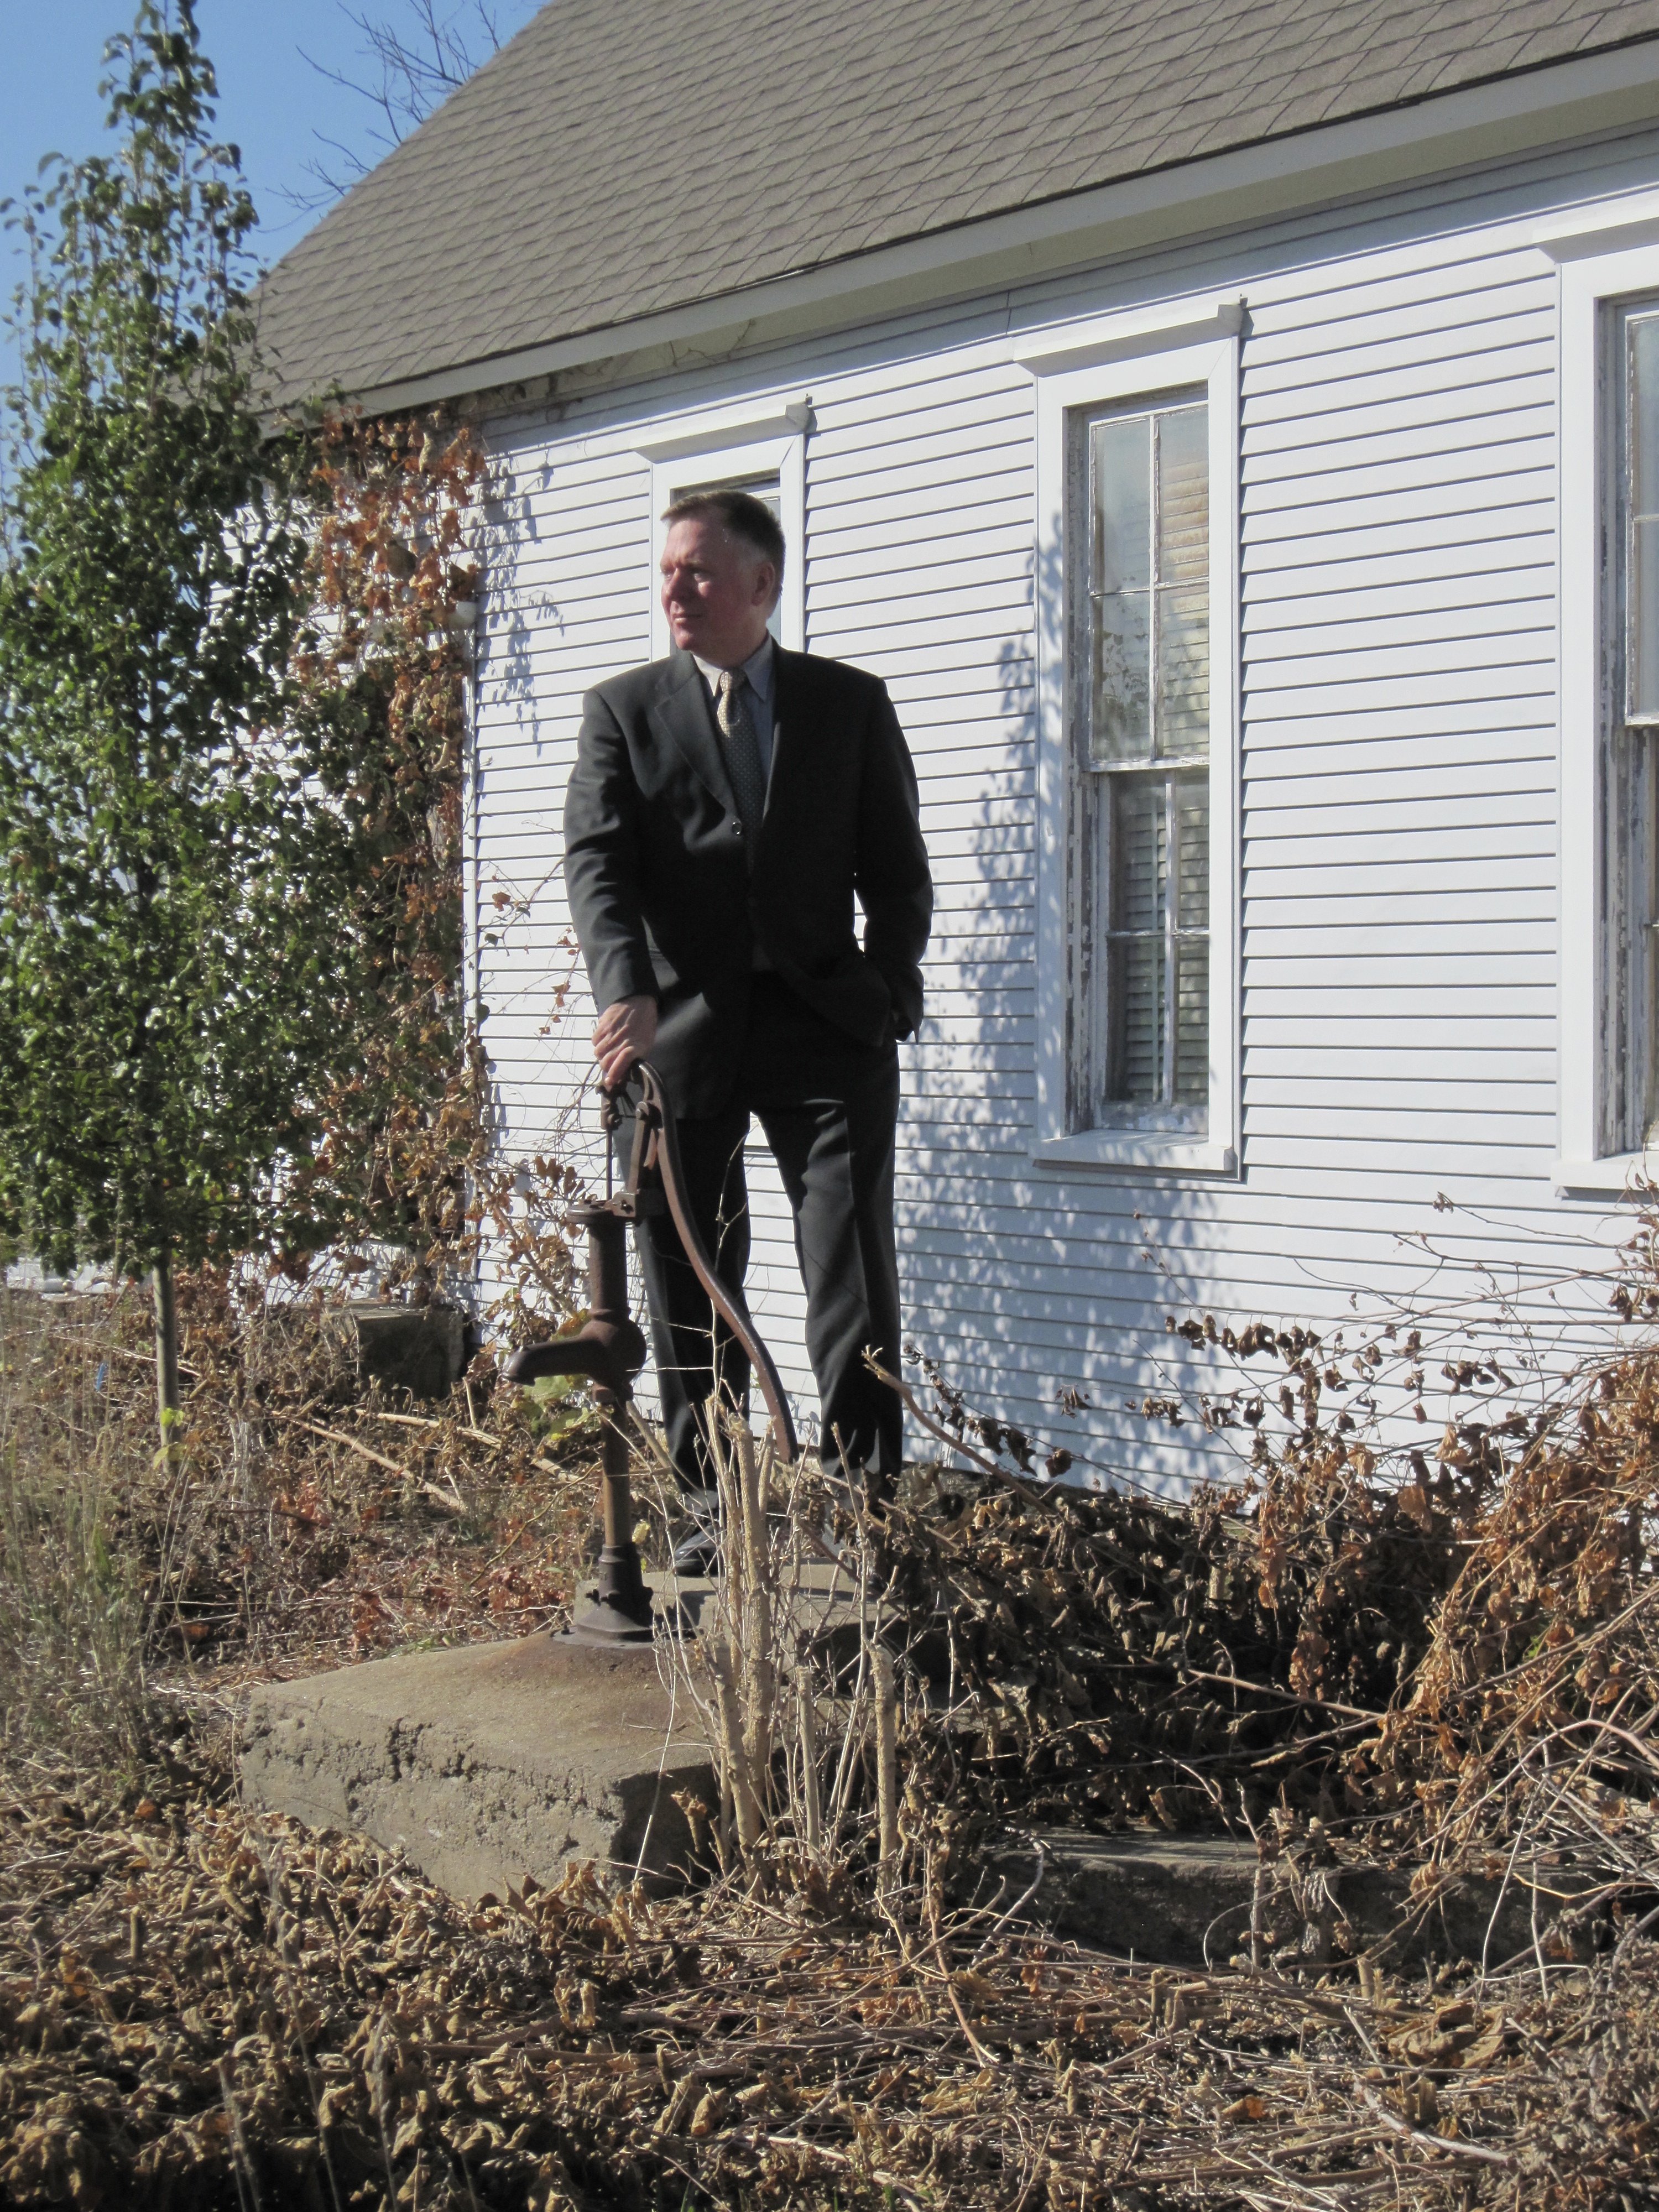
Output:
[{"xmin": 292, "ymin": 34, "xmax": 1659, "ymax": 419}]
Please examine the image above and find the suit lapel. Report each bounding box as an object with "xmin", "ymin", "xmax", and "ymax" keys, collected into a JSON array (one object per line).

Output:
[{"xmin": 650, "ymin": 651, "xmax": 734, "ymax": 815}]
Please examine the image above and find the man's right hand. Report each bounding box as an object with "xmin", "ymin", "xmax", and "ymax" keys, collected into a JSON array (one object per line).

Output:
[{"xmin": 592, "ymin": 994, "xmax": 658, "ymax": 1089}]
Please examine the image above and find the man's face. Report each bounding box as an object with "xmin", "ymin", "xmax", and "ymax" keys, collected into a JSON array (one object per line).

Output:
[{"xmin": 660, "ymin": 514, "xmax": 777, "ymax": 666}]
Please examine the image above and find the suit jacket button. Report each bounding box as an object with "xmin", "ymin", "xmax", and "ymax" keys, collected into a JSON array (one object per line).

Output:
[{"xmin": 731, "ymin": 819, "xmax": 743, "ymax": 836}]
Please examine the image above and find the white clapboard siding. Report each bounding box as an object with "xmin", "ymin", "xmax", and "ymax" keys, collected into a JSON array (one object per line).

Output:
[
  {"xmin": 462, "ymin": 137, "xmax": 1659, "ymax": 1493},
  {"xmin": 1249, "ymin": 596, "xmax": 1557, "ymax": 664}
]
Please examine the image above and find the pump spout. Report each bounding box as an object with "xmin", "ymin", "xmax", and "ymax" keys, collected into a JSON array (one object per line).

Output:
[
  {"xmin": 501, "ymin": 1200, "xmax": 654, "ymax": 1642},
  {"xmin": 501, "ymin": 1315, "xmax": 645, "ymax": 1396},
  {"xmin": 502, "ymin": 1202, "xmax": 646, "ymax": 1397}
]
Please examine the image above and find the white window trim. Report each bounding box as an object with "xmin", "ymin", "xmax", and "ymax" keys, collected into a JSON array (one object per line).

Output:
[
  {"xmin": 1536, "ymin": 190, "xmax": 1659, "ymax": 264},
  {"xmin": 1011, "ymin": 294, "xmax": 1244, "ymax": 378},
  {"xmin": 1020, "ymin": 318, "xmax": 1241, "ymax": 1176},
  {"xmin": 632, "ymin": 402, "xmax": 808, "ymax": 658},
  {"xmin": 1554, "ymin": 238, "xmax": 1659, "ymax": 1193}
]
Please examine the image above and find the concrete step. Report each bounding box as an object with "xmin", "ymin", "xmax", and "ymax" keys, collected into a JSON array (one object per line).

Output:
[
  {"xmin": 237, "ymin": 1566, "xmax": 870, "ymax": 1903},
  {"xmin": 1018, "ymin": 1830, "xmax": 1549, "ymax": 1971},
  {"xmin": 239, "ymin": 1631, "xmax": 714, "ymax": 1899},
  {"xmin": 240, "ymin": 1617, "xmax": 1566, "ymax": 1976}
]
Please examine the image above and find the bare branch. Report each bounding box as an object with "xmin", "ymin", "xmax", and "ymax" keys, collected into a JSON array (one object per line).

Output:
[{"xmin": 278, "ymin": 1, "xmax": 527, "ymax": 214}]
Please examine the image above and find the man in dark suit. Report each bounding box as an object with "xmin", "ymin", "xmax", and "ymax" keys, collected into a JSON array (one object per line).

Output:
[{"xmin": 564, "ymin": 489, "xmax": 932, "ymax": 1520}]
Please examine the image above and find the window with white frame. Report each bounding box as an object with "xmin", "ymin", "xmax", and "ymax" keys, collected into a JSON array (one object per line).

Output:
[
  {"xmin": 1604, "ymin": 298, "xmax": 1659, "ymax": 1156},
  {"xmin": 1069, "ymin": 393, "xmax": 1211, "ymax": 1131},
  {"xmin": 1021, "ymin": 304, "xmax": 1240, "ymax": 1174},
  {"xmin": 632, "ymin": 406, "xmax": 808, "ymax": 659},
  {"xmin": 1554, "ymin": 229, "xmax": 1659, "ymax": 1188}
]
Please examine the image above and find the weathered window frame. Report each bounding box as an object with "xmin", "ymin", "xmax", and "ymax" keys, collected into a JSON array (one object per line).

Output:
[
  {"xmin": 1554, "ymin": 232, "xmax": 1659, "ymax": 1190},
  {"xmin": 1019, "ymin": 301, "xmax": 1241, "ymax": 1175}
]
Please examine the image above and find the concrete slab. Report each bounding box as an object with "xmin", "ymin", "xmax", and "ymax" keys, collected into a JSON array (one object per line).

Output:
[
  {"xmin": 1025, "ymin": 1831, "xmax": 1544, "ymax": 1970},
  {"xmin": 1032, "ymin": 1834, "xmax": 1260, "ymax": 1967},
  {"xmin": 239, "ymin": 1631, "xmax": 714, "ymax": 1899},
  {"xmin": 241, "ymin": 1574, "xmax": 1552, "ymax": 1978},
  {"xmin": 326, "ymin": 1300, "xmax": 466, "ymax": 1400},
  {"xmin": 665, "ymin": 1556, "xmax": 872, "ymax": 1643},
  {"xmin": 236, "ymin": 1557, "xmax": 881, "ymax": 1904}
]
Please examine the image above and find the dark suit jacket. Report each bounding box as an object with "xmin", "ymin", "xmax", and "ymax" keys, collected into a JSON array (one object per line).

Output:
[{"xmin": 564, "ymin": 646, "xmax": 933, "ymax": 1117}]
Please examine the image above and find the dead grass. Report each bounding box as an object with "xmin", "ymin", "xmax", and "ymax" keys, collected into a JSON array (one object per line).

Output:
[
  {"xmin": 2, "ymin": 1742, "xmax": 1656, "ymax": 2211},
  {"xmin": 0, "ymin": 1268, "xmax": 1656, "ymax": 2209},
  {"xmin": 0, "ymin": 1277, "xmax": 603, "ymax": 1760}
]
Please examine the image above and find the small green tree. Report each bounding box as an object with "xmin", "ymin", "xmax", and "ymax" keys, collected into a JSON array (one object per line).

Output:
[{"xmin": 0, "ymin": 3, "xmax": 349, "ymax": 1439}]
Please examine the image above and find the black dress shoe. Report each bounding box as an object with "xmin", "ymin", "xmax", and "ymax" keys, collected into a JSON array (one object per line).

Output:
[
  {"xmin": 671, "ymin": 1522, "xmax": 723, "ymax": 1577},
  {"xmin": 671, "ymin": 1486, "xmax": 722, "ymax": 1577}
]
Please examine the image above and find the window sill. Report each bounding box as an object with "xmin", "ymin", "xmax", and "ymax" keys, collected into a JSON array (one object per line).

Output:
[
  {"xmin": 1032, "ymin": 1134, "xmax": 1239, "ymax": 1176},
  {"xmin": 1554, "ymin": 1151, "xmax": 1656, "ymax": 1195}
]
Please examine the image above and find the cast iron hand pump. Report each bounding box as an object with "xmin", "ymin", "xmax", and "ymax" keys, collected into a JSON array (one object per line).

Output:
[{"xmin": 502, "ymin": 1061, "xmax": 797, "ymax": 1641}]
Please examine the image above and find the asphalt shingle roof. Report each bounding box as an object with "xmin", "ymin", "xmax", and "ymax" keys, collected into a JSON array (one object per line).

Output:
[{"xmin": 252, "ymin": 0, "xmax": 1659, "ymax": 404}]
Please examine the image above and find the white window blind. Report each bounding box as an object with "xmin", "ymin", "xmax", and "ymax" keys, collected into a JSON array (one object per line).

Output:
[{"xmin": 1071, "ymin": 395, "xmax": 1210, "ymax": 1133}]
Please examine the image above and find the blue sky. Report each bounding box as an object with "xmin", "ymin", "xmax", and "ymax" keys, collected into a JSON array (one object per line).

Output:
[{"xmin": 1, "ymin": 2, "xmax": 542, "ymax": 310}]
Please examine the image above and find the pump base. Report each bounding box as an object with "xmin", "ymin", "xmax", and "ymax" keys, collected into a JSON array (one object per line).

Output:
[
  {"xmin": 565, "ymin": 1540, "xmax": 656, "ymax": 1644},
  {"xmin": 565, "ymin": 1599, "xmax": 656, "ymax": 1646}
]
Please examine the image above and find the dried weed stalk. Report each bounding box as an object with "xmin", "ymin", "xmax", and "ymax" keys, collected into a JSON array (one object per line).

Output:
[{"xmin": 0, "ymin": 1276, "xmax": 600, "ymax": 1760}]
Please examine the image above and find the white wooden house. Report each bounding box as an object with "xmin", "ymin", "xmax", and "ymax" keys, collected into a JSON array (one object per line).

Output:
[{"xmin": 256, "ymin": 0, "xmax": 1659, "ymax": 1488}]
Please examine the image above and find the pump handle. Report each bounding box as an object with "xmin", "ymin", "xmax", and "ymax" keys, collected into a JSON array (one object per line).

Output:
[{"xmin": 618, "ymin": 1061, "xmax": 800, "ymax": 1464}]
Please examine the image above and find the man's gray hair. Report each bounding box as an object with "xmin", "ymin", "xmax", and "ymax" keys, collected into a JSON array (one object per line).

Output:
[{"xmin": 662, "ymin": 487, "xmax": 785, "ymax": 578}]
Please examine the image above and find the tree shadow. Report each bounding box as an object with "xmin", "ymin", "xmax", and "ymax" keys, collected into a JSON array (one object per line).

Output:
[{"xmin": 895, "ymin": 477, "xmax": 1238, "ymax": 1500}]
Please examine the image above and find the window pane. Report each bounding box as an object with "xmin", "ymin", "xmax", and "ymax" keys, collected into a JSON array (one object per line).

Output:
[
  {"xmin": 1175, "ymin": 781, "xmax": 1209, "ymax": 1104},
  {"xmin": 1173, "ymin": 945, "xmax": 1209, "ymax": 1103},
  {"xmin": 1633, "ymin": 523, "xmax": 1659, "ymax": 719},
  {"xmin": 1091, "ymin": 416, "xmax": 1151, "ymax": 763},
  {"xmin": 1156, "ymin": 406, "xmax": 1208, "ymax": 586},
  {"xmin": 1106, "ymin": 779, "xmax": 1167, "ymax": 1104},
  {"xmin": 676, "ymin": 472, "xmax": 781, "ymax": 522},
  {"xmin": 1630, "ymin": 319, "xmax": 1659, "ymax": 718},
  {"xmin": 1112, "ymin": 934, "xmax": 1165, "ymax": 1103},
  {"xmin": 1155, "ymin": 406, "xmax": 1208, "ymax": 755},
  {"xmin": 1175, "ymin": 778, "xmax": 1209, "ymax": 931},
  {"xmin": 1093, "ymin": 416, "xmax": 1150, "ymax": 592},
  {"xmin": 1094, "ymin": 592, "xmax": 1150, "ymax": 761},
  {"xmin": 1110, "ymin": 776, "xmax": 1166, "ymax": 935},
  {"xmin": 1629, "ymin": 318, "xmax": 1659, "ymax": 518},
  {"xmin": 1157, "ymin": 583, "xmax": 1209, "ymax": 757}
]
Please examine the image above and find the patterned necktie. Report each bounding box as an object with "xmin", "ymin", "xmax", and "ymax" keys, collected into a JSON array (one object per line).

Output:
[{"xmin": 715, "ymin": 667, "xmax": 767, "ymax": 841}]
